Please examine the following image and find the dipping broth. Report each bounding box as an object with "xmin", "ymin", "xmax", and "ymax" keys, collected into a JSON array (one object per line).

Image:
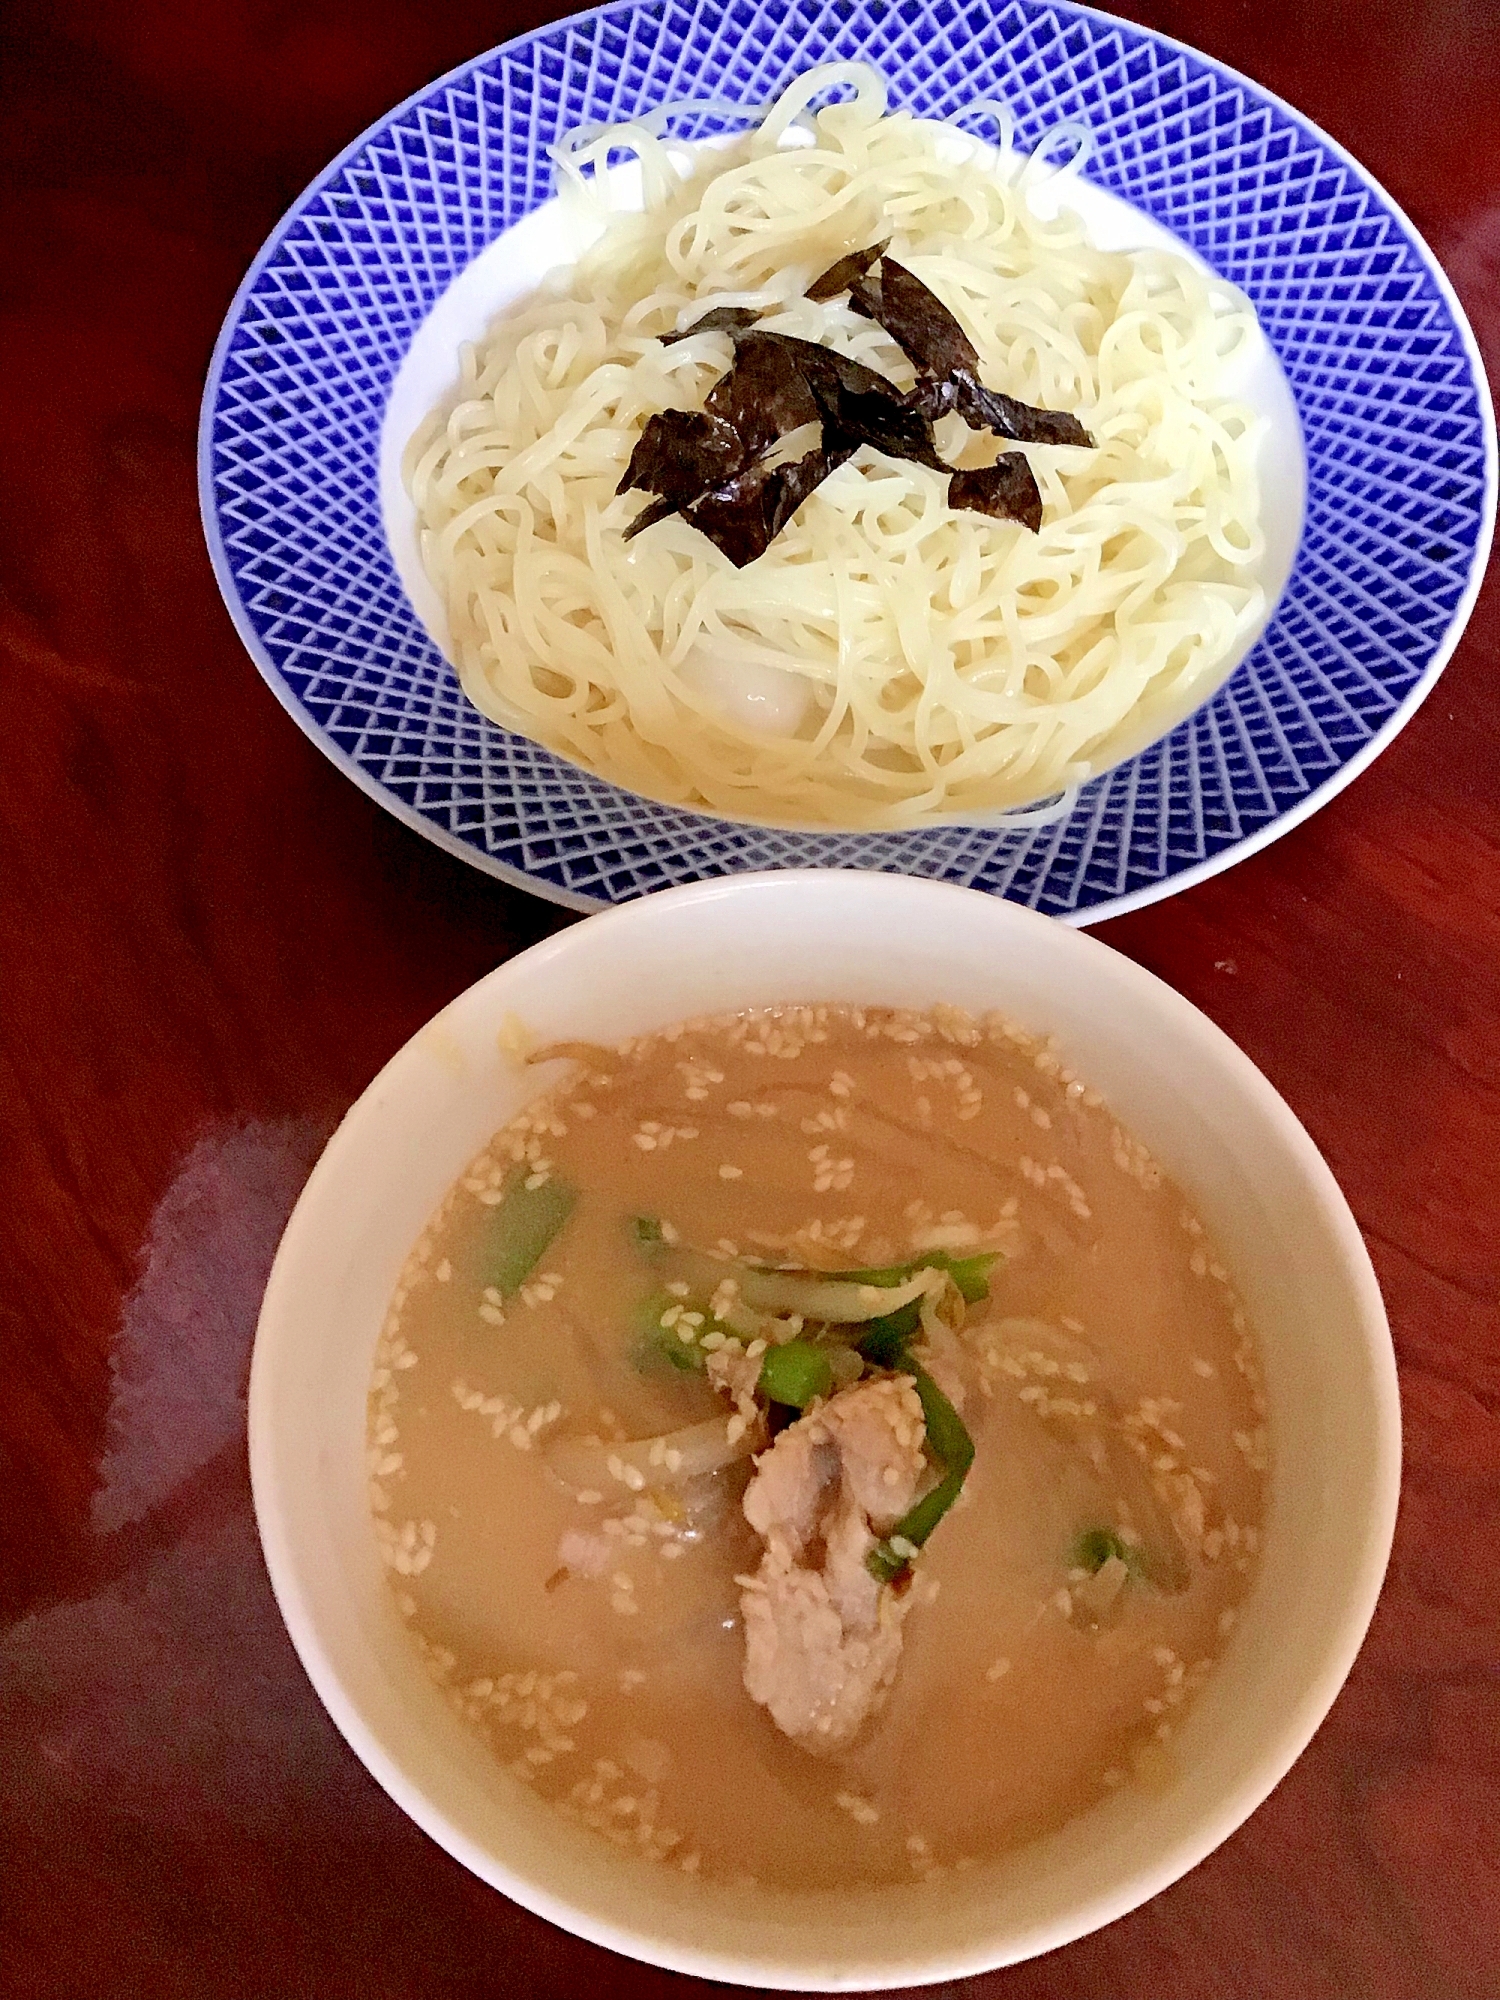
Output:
[{"xmin": 367, "ymin": 1003, "xmax": 1267, "ymax": 1887}]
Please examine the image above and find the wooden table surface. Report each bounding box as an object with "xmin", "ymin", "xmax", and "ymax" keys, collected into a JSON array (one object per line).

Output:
[{"xmin": 2, "ymin": 1, "xmax": 1496, "ymax": 1994}]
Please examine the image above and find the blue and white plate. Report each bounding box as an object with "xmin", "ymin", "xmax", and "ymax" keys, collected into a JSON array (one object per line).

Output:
[{"xmin": 199, "ymin": 0, "xmax": 1495, "ymax": 921}]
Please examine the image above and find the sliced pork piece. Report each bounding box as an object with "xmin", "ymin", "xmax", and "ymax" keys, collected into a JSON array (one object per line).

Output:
[{"xmin": 739, "ymin": 1376, "xmax": 927, "ymax": 1753}]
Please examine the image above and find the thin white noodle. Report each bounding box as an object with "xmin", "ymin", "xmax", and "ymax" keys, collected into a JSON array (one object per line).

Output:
[{"xmin": 407, "ymin": 67, "xmax": 1267, "ymax": 830}]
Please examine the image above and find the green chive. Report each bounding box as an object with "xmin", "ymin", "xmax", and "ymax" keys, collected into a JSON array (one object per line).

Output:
[
  {"xmin": 867, "ymin": 1467, "xmax": 967, "ymax": 1582},
  {"xmin": 867, "ymin": 1368, "xmax": 975, "ymax": 1581},
  {"xmin": 912, "ymin": 1370, "xmax": 975, "ymax": 1477}
]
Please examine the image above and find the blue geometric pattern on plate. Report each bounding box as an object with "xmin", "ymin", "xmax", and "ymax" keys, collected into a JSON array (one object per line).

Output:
[{"xmin": 200, "ymin": 0, "xmax": 1496, "ymax": 920}]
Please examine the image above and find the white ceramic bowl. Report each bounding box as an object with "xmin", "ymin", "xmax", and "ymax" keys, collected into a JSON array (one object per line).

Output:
[{"xmin": 250, "ymin": 871, "xmax": 1399, "ymax": 1987}]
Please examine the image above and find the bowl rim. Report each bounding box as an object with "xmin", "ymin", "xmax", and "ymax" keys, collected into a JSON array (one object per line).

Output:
[{"xmin": 249, "ymin": 870, "xmax": 1402, "ymax": 1986}]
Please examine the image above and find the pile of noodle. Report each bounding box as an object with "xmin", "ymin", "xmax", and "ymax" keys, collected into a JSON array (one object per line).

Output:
[{"xmin": 405, "ymin": 65, "xmax": 1267, "ymax": 830}]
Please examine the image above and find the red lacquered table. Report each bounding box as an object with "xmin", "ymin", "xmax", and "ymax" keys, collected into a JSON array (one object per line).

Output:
[{"xmin": 2, "ymin": 3, "xmax": 1496, "ymax": 1995}]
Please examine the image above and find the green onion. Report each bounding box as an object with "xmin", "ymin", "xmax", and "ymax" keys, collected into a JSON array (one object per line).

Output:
[
  {"xmin": 941, "ymin": 1252, "xmax": 999, "ymax": 1305},
  {"xmin": 867, "ymin": 1467, "xmax": 967, "ymax": 1583},
  {"xmin": 632, "ymin": 1215, "xmax": 665, "ymax": 1247},
  {"xmin": 757, "ymin": 1340, "xmax": 835, "ymax": 1410},
  {"xmin": 479, "ymin": 1172, "xmax": 577, "ymax": 1298},
  {"xmin": 913, "ymin": 1369, "xmax": 974, "ymax": 1474},
  {"xmin": 867, "ymin": 1368, "xmax": 975, "ymax": 1582},
  {"xmin": 633, "ymin": 1289, "xmax": 707, "ymax": 1374},
  {"xmin": 830, "ymin": 1258, "xmax": 927, "ymax": 1288},
  {"xmin": 852, "ymin": 1251, "xmax": 1001, "ymax": 1371},
  {"xmin": 834, "ymin": 1249, "xmax": 1000, "ymax": 1305},
  {"xmin": 733, "ymin": 1267, "xmax": 930, "ymax": 1323},
  {"xmin": 855, "ymin": 1299, "xmax": 923, "ymax": 1367},
  {"xmin": 1072, "ymin": 1527, "xmax": 1147, "ymax": 1580}
]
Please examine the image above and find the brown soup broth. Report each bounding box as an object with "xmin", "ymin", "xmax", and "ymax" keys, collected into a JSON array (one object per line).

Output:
[{"xmin": 367, "ymin": 1004, "xmax": 1267, "ymax": 1887}]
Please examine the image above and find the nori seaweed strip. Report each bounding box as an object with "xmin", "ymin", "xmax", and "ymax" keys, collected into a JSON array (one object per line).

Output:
[
  {"xmin": 618, "ymin": 317, "xmax": 956, "ymax": 562},
  {"xmin": 621, "ymin": 493, "xmax": 681, "ymax": 542},
  {"xmin": 660, "ymin": 305, "xmax": 765, "ymax": 344},
  {"xmin": 866, "ymin": 256, "xmax": 980, "ymax": 379},
  {"xmin": 681, "ymin": 443, "xmax": 843, "ymax": 568},
  {"xmin": 948, "ymin": 453, "xmax": 1044, "ymax": 532},
  {"xmin": 771, "ymin": 438, "xmax": 854, "ymax": 534},
  {"xmin": 710, "ymin": 328, "xmax": 949, "ymax": 472},
  {"xmin": 618, "ymin": 407, "xmax": 747, "ymax": 503},
  {"xmin": 809, "ymin": 373, "xmax": 947, "ymax": 470},
  {"xmin": 950, "ymin": 374, "xmax": 1094, "ymax": 448},
  {"xmin": 729, "ymin": 331, "xmax": 947, "ymax": 471},
  {"xmin": 616, "ymin": 342, "xmax": 853, "ymax": 562},
  {"xmin": 904, "ymin": 373, "xmax": 959, "ymax": 423},
  {"xmin": 705, "ymin": 333, "xmax": 822, "ymax": 458},
  {"xmin": 848, "ymin": 255, "xmax": 1096, "ymax": 448},
  {"xmin": 806, "ymin": 239, "xmax": 889, "ymax": 302},
  {"xmin": 704, "ymin": 325, "xmax": 898, "ymax": 402},
  {"xmin": 680, "ymin": 466, "xmax": 780, "ymax": 567}
]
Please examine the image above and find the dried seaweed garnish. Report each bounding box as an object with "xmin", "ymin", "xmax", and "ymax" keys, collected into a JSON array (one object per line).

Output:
[
  {"xmin": 705, "ymin": 333, "xmax": 822, "ymax": 458},
  {"xmin": 777, "ymin": 436, "xmax": 856, "ymax": 521},
  {"xmin": 628, "ymin": 336, "xmax": 863, "ymax": 566},
  {"xmin": 616, "ymin": 261, "xmax": 1075, "ymax": 562},
  {"xmin": 811, "ymin": 375, "xmax": 947, "ymax": 470},
  {"xmin": 731, "ymin": 329, "xmax": 893, "ymax": 398},
  {"xmin": 681, "ymin": 440, "xmax": 851, "ymax": 567},
  {"xmin": 806, "ymin": 239, "xmax": 890, "ymax": 303},
  {"xmin": 860, "ymin": 256, "xmax": 980, "ymax": 380},
  {"xmin": 847, "ymin": 253, "xmax": 1097, "ymax": 449},
  {"xmin": 903, "ymin": 373, "xmax": 958, "ymax": 422},
  {"xmin": 621, "ymin": 493, "xmax": 681, "ymax": 543},
  {"xmin": 951, "ymin": 375, "xmax": 1094, "ymax": 448},
  {"xmin": 660, "ymin": 305, "xmax": 764, "ymax": 345},
  {"xmin": 948, "ymin": 454, "xmax": 1043, "ymax": 533},
  {"xmin": 679, "ymin": 469, "xmax": 781, "ymax": 567},
  {"xmin": 734, "ymin": 331, "xmax": 947, "ymax": 471},
  {"xmin": 619, "ymin": 407, "xmax": 747, "ymax": 505},
  {"xmin": 905, "ymin": 369, "xmax": 1094, "ymax": 447}
]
